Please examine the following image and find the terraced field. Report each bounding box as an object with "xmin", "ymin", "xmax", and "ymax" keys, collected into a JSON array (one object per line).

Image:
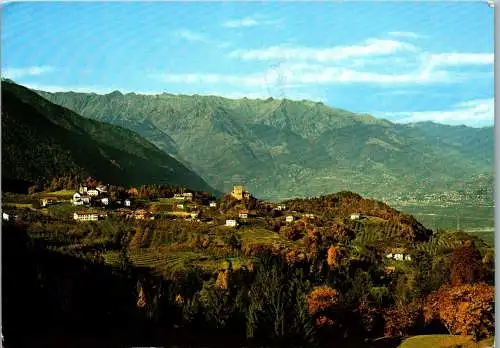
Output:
[
  {"xmin": 238, "ymin": 227, "xmax": 295, "ymax": 249},
  {"xmin": 103, "ymin": 248, "xmax": 254, "ymax": 273}
]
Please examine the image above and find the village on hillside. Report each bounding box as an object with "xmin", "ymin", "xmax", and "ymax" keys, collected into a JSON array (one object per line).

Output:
[
  {"xmin": 2, "ymin": 180, "xmax": 417, "ymax": 267},
  {"xmin": 2, "ymin": 177, "xmax": 493, "ymax": 347}
]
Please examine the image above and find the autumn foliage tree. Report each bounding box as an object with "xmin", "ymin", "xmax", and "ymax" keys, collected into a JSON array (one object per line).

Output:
[
  {"xmin": 450, "ymin": 241, "xmax": 484, "ymax": 286},
  {"xmin": 307, "ymin": 285, "xmax": 339, "ymax": 328},
  {"xmin": 327, "ymin": 246, "xmax": 339, "ymax": 269},
  {"xmin": 424, "ymin": 283, "xmax": 495, "ymax": 341},
  {"xmin": 383, "ymin": 299, "xmax": 423, "ymax": 337}
]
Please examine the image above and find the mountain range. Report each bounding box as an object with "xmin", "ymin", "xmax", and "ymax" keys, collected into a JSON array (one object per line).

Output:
[
  {"xmin": 36, "ymin": 88, "xmax": 493, "ymax": 202},
  {"xmin": 1, "ymin": 80, "xmax": 217, "ymax": 194}
]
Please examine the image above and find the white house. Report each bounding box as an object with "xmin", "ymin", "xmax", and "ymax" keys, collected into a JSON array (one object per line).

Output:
[
  {"xmin": 174, "ymin": 194, "xmax": 185, "ymax": 200},
  {"xmin": 225, "ymin": 219, "xmax": 237, "ymax": 227},
  {"xmin": 2, "ymin": 212, "xmax": 9, "ymax": 221},
  {"xmin": 81, "ymin": 195, "xmax": 91, "ymax": 204},
  {"xmin": 285, "ymin": 215, "xmax": 294, "ymax": 223},
  {"xmin": 182, "ymin": 192, "xmax": 193, "ymax": 201},
  {"xmin": 73, "ymin": 200, "xmax": 84, "ymax": 206},
  {"xmin": 96, "ymin": 185, "xmax": 107, "ymax": 194},
  {"xmin": 209, "ymin": 202, "xmax": 217, "ymax": 208},
  {"xmin": 73, "ymin": 192, "xmax": 81, "ymax": 201},
  {"xmin": 87, "ymin": 189, "xmax": 99, "ymax": 197},
  {"xmin": 73, "ymin": 212, "xmax": 99, "ymax": 221},
  {"xmin": 124, "ymin": 199, "xmax": 131, "ymax": 207},
  {"xmin": 177, "ymin": 204, "xmax": 184, "ymax": 209},
  {"xmin": 304, "ymin": 213, "xmax": 315, "ymax": 219},
  {"xmin": 277, "ymin": 205, "xmax": 287, "ymax": 211},
  {"xmin": 385, "ymin": 248, "xmax": 411, "ymax": 262},
  {"xmin": 350, "ymin": 213, "xmax": 360, "ymax": 220},
  {"xmin": 101, "ymin": 197, "xmax": 109, "ymax": 205},
  {"xmin": 79, "ymin": 186, "xmax": 88, "ymax": 194},
  {"xmin": 239, "ymin": 212, "xmax": 248, "ymax": 219}
]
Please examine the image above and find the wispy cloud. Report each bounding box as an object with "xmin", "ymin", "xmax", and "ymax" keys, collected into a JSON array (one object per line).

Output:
[
  {"xmin": 174, "ymin": 28, "xmax": 231, "ymax": 48},
  {"xmin": 175, "ymin": 29, "xmax": 210, "ymax": 43},
  {"xmin": 426, "ymin": 53, "xmax": 494, "ymax": 67},
  {"xmin": 229, "ymin": 39, "xmax": 417, "ymax": 62},
  {"xmin": 381, "ymin": 98, "xmax": 494, "ymax": 126},
  {"xmin": 223, "ymin": 17, "xmax": 260, "ymax": 28},
  {"xmin": 388, "ymin": 31, "xmax": 425, "ymax": 39},
  {"xmin": 150, "ymin": 60, "xmax": 453, "ymax": 88},
  {"xmin": 2, "ymin": 65, "xmax": 55, "ymax": 79},
  {"xmin": 222, "ymin": 16, "xmax": 280, "ymax": 28},
  {"xmin": 147, "ymin": 35, "xmax": 493, "ymax": 102}
]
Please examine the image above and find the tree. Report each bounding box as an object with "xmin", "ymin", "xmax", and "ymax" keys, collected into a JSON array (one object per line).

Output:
[
  {"xmin": 424, "ymin": 283, "xmax": 495, "ymax": 341},
  {"xmin": 307, "ymin": 285, "xmax": 339, "ymax": 328},
  {"xmin": 383, "ymin": 299, "xmax": 422, "ymax": 337},
  {"xmin": 450, "ymin": 241, "xmax": 483, "ymax": 286}
]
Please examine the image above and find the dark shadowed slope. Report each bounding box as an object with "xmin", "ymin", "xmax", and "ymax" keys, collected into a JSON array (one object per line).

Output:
[{"xmin": 1, "ymin": 81, "xmax": 218, "ymax": 194}]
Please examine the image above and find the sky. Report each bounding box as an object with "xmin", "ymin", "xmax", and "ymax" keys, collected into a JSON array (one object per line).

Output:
[{"xmin": 1, "ymin": 1, "xmax": 494, "ymax": 127}]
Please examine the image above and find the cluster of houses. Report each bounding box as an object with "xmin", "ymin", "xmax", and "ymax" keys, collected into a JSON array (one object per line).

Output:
[
  {"xmin": 173, "ymin": 192, "xmax": 193, "ymax": 201},
  {"xmin": 72, "ymin": 185, "xmax": 122, "ymax": 207},
  {"xmin": 385, "ymin": 247, "xmax": 412, "ymax": 261},
  {"xmin": 72, "ymin": 186, "xmax": 203, "ymax": 222}
]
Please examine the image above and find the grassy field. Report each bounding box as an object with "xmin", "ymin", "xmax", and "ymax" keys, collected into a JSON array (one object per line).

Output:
[
  {"xmin": 399, "ymin": 335, "xmax": 494, "ymax": 348},
  {"xmin": 3, "ymin": 202, "xmax": 34, "ymax": 209},
  {"xmin": 42, "ymin": 189, "xmax": 75, "ymax": 197}
]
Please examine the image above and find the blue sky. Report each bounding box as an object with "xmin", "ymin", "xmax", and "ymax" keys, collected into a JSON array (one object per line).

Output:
[{"xmin": 2, "ymin": 1, "xmax": 494, "ymax": 127}]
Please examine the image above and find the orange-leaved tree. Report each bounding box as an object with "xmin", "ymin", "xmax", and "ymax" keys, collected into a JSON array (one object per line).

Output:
[
  {"xmin": 423, "ymin": 282, "xmax": 494, "ymax": 341},
  {"xmin": 307, "ymin": 285, "xmax": 339, "ymax": 328},
  {"xmin": 327, "ymin": 246, "xmax": 339, "ymax": 269}
]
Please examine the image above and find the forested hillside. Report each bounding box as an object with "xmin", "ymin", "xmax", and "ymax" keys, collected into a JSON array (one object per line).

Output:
[{"xmin": 1, "ymin": 81, "xmax": 217, "ymax": 194}]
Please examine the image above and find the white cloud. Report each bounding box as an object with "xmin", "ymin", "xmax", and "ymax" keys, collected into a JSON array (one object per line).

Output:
[
  {"xmin": 388, "ymin": 31, "xmax": 424, "ymax": 39},
  {"xmin": 381, "ymin": 98, "xmax": 494, "ymax": 126},
  {"xmin": 229, "ymin": 39, "xmax": 417, "ymax": 62},
  {"xmin": 222, "ymin": 16, "xmax": 280, "ymax": 28},
  {"xmin": 174, "ymin": 28, "xmax": 231, "ymax": 48},
  {"xmin": 2, "ymin": 65, "xmax": 55, "ymax": 79},
  {"xmin": 175, "ymin": 29, "xmax": 210, "ymax": 43},
  {"xmin": 150, "ymin": 59, "xmax": 453, "ymax": 88},
  {"xmin": 223, "ymin": 17, "xmax": 260, "ymax": 28},
  {"xmin": 426, "ymin": 53, "xmax": 494, "ymax": 67}
]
